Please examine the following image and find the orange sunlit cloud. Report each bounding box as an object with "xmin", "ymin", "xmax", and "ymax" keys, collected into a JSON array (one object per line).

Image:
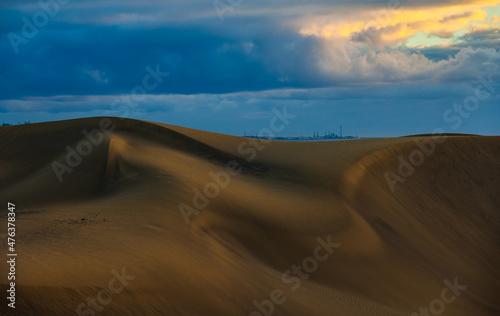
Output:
[{"xmin": 298, "ymin": 0, "xmax": 500, "ymax": 47}]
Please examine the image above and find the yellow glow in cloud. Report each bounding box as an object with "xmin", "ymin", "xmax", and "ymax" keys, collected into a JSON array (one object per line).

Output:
[{"xmin": 299, "ymin": 0, "xmax": 500, "ymax": 47}]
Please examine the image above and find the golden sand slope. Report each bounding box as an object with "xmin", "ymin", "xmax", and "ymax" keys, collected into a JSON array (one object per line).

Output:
[{"xmin": 0, "ymin": 118, "xmax": 498, "ymax": 316}]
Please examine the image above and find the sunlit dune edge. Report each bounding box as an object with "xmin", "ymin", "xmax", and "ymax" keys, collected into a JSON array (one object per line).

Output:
[{"xmin": 0, "ymin": 117, "xmax": 498, "ymax": 316}]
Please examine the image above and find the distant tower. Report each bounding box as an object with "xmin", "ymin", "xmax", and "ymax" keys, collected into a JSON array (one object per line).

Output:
[{"xmin": 340, "ymin": 125, "xmax": 343, "ymax": 138}]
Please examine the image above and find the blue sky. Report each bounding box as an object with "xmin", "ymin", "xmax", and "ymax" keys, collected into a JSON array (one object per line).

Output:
[{"xmin": 1, "ymin": 0, "xmax": 499, "ymax": 137}]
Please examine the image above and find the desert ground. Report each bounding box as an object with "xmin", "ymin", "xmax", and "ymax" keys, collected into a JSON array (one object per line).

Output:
[{"xmin": 0, "ymin": 117, "xmax": 499, "ymax": 315}]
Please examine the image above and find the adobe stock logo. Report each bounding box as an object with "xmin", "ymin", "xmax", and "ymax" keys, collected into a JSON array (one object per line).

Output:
[
  {"xmin": 75, "ymin": 267, "xmax": 135, "ymax": 316},
  {"xmin": 8, "ymin": 0, "xmax": 70, "ymax": 54},
  {"xmin": 213, "ymin": 0, "xmax": 243, "ymax": 21},
  {"xmin": 249, "ymin": 235, "xmax": 340, "ymax": 316},
  {"xmin": 411, "ymin": 278, "xmax": 468, "ymax": 316},
  {"xmin": 179, "ymin": 106, "xmax": 296, "ymax": 225},
  {"xmin": 384, "ymin": 74, "xmax": 495, "ymax": 193},
  {"xmin": 51, "ymin": 119, "xmax": 115, "ymax": 183},
  {"xmin": 384, "ymin": 135, "xmax": 446, "ymax": 192}
]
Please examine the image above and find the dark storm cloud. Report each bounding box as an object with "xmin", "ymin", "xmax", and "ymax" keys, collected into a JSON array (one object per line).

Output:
[
  {"xmin": 1, "ymin": 0, "xmax": 499, "ymax": 100},
  {"xmin": 0, "ymin": 0, "xmax": 498, "ymax": 137}
]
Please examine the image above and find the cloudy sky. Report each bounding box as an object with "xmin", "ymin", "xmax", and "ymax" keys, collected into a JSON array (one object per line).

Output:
[{"xmin": 1, "ymin": 0, "xmax": 499, "ymax": 137}]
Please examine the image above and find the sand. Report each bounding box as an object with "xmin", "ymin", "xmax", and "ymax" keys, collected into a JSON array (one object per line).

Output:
[{"xmin": 0, "ymin": 117, "xmax": 498, "ymax": 315}]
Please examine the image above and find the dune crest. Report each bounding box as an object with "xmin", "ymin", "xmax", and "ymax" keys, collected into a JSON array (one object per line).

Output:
[{"xmin": 0, "ymin": 118, "xmax": 498, "ymax": 315}]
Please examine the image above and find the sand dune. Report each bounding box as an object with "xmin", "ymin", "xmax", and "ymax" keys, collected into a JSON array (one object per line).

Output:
[{"xmin": 0, "ymin": 117, "xmax": 499, "ymax": 315}]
